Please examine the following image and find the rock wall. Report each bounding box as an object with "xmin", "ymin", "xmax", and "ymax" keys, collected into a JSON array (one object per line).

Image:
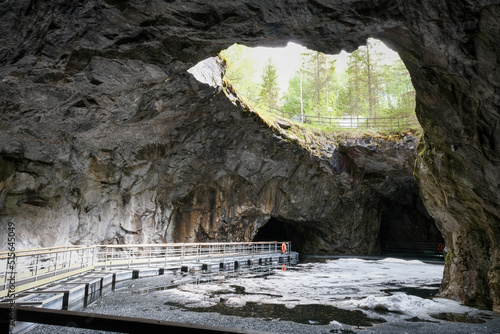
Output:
[
  {"xmin": 0, "ymin": 49, "xmax": 425, "ymax": 254},
  {"xmin": 394, "ymin": 2, "xmax": 500, "ymax": 311},
  {"xmin": 0, "ymin": 0, "xmax": 499, "ymax": 310}
]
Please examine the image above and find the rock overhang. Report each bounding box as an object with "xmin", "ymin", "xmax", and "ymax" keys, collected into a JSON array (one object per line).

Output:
[{"xmin": 0, "ymin": 0, "xmax": 499, "ymax": 311}]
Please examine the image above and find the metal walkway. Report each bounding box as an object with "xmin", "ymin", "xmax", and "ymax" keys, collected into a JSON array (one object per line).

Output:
[
  {"xmin": 0, "ymin": 241, "xmax": 296, "ymax": 298},
  {"xmin": 1, "ymin": 241, "xmax": 298, "ymax": 334}
]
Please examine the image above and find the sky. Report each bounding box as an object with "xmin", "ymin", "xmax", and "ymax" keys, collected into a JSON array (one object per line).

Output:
[{"xmin": 246, "ymin": 39, "xmax": 402, "ymax": 92}]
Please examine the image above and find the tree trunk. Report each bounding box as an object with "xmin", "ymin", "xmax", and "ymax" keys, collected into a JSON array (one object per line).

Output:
[{"xmin": 367, "ymin": 42, "xmax": 374, "ymax": 128}]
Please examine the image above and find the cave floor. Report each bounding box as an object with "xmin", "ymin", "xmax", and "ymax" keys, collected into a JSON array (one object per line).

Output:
[{"xmin": 30, "ymin": 256, "xmax": 500, "ymax": 334}]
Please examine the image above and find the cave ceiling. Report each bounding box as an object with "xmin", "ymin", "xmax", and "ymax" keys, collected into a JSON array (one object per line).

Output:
[{"xmin": 0, "ymin": 0, "xmax": 499, "ymax": 310}]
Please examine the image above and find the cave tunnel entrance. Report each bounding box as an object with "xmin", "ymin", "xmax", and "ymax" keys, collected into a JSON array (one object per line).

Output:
[
  {"xmin": 254, "ymin": 201, "xmax": 444, "ymax": 257},
  {"xmin": 379, "ymin": 202, "xmax": 444, "ymax": 256},
  {"xmin": 253, "ymin": 217, "xmax": 305, "ymax": 252}
]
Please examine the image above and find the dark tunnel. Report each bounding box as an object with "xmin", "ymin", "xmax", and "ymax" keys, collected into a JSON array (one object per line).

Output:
[
  {"xmin": 379, "ymin": 203, "xmax": 444, "ymax": 255},
  {"xmin": 252, "ymin": 217, "xmax": 305, "ymax": 252},
  {"xmin": 253, "ymin": 204, "xmax": 444, "ymax": 255}
]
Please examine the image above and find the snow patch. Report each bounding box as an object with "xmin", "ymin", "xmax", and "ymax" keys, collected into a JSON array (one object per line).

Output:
[
  {"xmin": 223, "ymin": 297, "xmax": 247, "ymax": 307},
  {"xmin": 329, "ymin": 320, "xmax": 345, "ymax": 328},
  {"xmin": 356, "ymin": 293, "xmax": 435, "ymax": 314}
]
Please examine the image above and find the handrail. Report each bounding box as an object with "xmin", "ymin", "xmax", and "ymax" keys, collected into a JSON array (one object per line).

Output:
[
  {"xmin": 97, "ymin": 241, "xmax": 278, "ymax": 248},
  {"xmin": 383, "ymin": 241, "xmax": 444, "ymax": 252},
  {"xmin": 0, "ymin": 245, "xmax": 94, "ymax": 259},
  {"xmin": 0, "ymin": 242, "xmax": 282, "ymax": 259},
  {"xmin": 241, "ymin": 93, "xmax": 419, "ymax": 130},
  {"xmin": 0, "ymin": 245, "xmax": 89, "ymax": 255},
  {"xmin": 0, "ymin": 241, "xmax": 292, "ymax": 298}
]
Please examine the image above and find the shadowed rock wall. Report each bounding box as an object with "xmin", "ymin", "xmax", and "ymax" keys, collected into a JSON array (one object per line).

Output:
[{"xmin": 0, "ymin": 0, "xmax": 499, "ymax": 310}]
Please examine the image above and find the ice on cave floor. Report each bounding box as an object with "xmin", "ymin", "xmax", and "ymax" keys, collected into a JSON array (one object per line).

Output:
[{"xmin": 157, "ymin": 257, "xmax": 494, "ymax": 324}]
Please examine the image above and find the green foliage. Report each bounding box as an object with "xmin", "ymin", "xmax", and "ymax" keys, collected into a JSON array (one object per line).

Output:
[
  {"xmin": 259, "ymin": 58, "xmax": 280, "ymax": 108},
  {"xmin": 220, "ymin": 39, "xmax": 418, "ymax": 134},
  {"xmin": 341, "ymin": 39, "xmax": 415, "ymax": 123},
  {"xmin": 378, "ymin": 61, "xmax": 416, "ymax": 118},
  {"xmin": 219, "ymin": 44, "xmax": 260, "ymax": 100},
  {"xmin": 282, "ymin": 51, "xmax": 338, "ymax": 120}
]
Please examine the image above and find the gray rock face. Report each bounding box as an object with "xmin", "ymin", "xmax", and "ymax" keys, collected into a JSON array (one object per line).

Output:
[
  {"xmin": 0, "ymin": 53, "xmax": 426, "ymax": 253},
  {"xmin": 0, "ymin": 0, "xmax": 499, "ymax": 310}
]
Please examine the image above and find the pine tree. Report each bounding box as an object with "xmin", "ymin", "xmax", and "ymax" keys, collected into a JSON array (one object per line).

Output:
[
  {"xmin": 281, "ymin": 74, "xmax": 299, "ymax": 115},
  {"xmin": 379, "ymin": 61, "xmax": 416, "ymax": 120},
  {"xmin": 282, "ymin": 51, "xmax": 339, "ymax": 123},
  {"xmin": 259, "ymin": 58, "xmax": 280, "ymax": 108},
  {"xmin": 345, "ymin": 49, "xmax": 365, "ymax": 118},
  {"xmin": 344, "ymin": 39, "xmax": 385, "ymax": 127}
]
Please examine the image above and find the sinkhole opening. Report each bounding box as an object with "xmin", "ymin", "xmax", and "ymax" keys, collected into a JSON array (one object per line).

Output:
[
  {"xmin": 217, "ymin": 39, "xmax": 419, "ymax": 133},
  {"xmin": 191, "ymin": 40, "xmax": 439, "ymax": 256}
]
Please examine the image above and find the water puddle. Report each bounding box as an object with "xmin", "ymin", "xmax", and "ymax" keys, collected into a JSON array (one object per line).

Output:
[
  {"xmin": 164, "ymin": 301, "xmax": 386, "ymax": 327},
  {"xmin": 382, "ymin": 284, "xmax": 440, "ymax": 299}
]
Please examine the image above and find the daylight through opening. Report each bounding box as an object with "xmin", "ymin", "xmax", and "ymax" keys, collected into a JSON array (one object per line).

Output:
[
  {"xmin": 224, "ymin": 40, "xmax": 441, "ymax": 256},
  {"xmin": 220, "ymin": 39, "xmax": 419, "ymax": 132}
]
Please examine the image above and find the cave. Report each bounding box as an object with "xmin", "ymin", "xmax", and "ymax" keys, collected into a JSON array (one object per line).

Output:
[
  {"xmin": 0, "ymin": 0, "xmax": 499, "ymax": 311},
  {"xmin": 255, "ymin": 199, "xmax": 444, "ymax": 256},
  {"xmin": 379, "ymin": 202, "xmax": 444, "ymax": 255},
  {"xmin": 252, "ymin": 218, "xmax": 305, "ymax": 252}
]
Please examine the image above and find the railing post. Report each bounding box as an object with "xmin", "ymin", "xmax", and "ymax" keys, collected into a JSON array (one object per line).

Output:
[
  {"xmin": 3, "ymin": 256, "xmax": 8, "ymax": 286},
  {"xmin": 34, "ymin": 254, "xmax": 39, "ymax": 282},
  {"xmin": 54, "ymin": 252, "xmax": 58, "ymax": 274},
  {"xmin": 197, "ymin": 244, "xmax": 200, "ymax": 263},
  {"xmin": 81, "ymin": 249, "xmax": 85, "ymax": 268},
  {"xmin": 164, "ymin": 245, "xmax": 168, "ymax": 267},
  {"xmin": 104, "ymin": 246, "xmax": 108, "ymax": 269},
  {"xmin": 92, "ymin": 246, "xmax": 97, "ymax": 268},
  {"xmin": 148, "ymin": 247, "xmax": 151, "ymax": 266},
  {"xmin": 68, "ymin": 249, "xmax": 73, "ymax": 272}
]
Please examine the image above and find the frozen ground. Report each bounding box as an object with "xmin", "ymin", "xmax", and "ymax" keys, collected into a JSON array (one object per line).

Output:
[{"xmin": 30, "ymin": 256, "xmax": 500, "ymax": 334}]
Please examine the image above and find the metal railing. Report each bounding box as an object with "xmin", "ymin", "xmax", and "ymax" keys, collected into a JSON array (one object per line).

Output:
[
  {"xmin": 95, "ymin": 241, "xmax": 289, "ymax": 269},
  {"xmin": 242, "ymin": 94, "xmax": 420, "ymax": 131},
  {"xmin": 383, "ymin": 241, "xmax": 444, "ymax": 253},
  {"xmin": 0, "ymin": 245, "xmax": 96, "ymax": 298},
  {"xmin": 0, "ymin": 241, "xmax": 291, "ymax": 298}
]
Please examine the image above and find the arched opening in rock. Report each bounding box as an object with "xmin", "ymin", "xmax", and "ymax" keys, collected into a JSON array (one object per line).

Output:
[
  {"xmin": 379, "ymin": 200, "xmax": 444, "ymax": 255},
  {"xmin": 188, "ymin": 41, "xmax": 439, "ymax": 257},
  {"xmin": 252, "ymin": 217, "xmax": 306, "ymax": 252},
  {"xmin": 218, "ymin": 39, "xmax": 418, "ymax": 132}
]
